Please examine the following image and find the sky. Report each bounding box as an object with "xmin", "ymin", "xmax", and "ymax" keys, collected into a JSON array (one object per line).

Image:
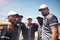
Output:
[{"xmin": 0, "ymin": 0, "xmax": 60, "ymax": 23}]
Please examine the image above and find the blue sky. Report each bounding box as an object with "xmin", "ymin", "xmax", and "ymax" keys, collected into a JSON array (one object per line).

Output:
[{"xmin": 0, "ymin": 0, "xmax": 60, "ymax": 23}]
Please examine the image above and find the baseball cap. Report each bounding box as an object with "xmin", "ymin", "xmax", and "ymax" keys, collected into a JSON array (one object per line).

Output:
[
  {"xmin": 27, "ymin": 16, "xmax": 32, "ymax": 20},
  {"xmin": 19, "ymin": 14, "xmax": 23, "ymax": 18},
  {"xmin": 36, "ymin": 15, "xmax": 43, "ymax": 19},
  {"xmin": 39, "ymin": 4, "xmax": 48, "ymax": 11},
  {"xmin": 8, "ymin": 11, "xmax": 18, "ymax": 16}
]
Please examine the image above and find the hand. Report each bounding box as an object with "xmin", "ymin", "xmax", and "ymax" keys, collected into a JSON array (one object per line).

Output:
[
  {"xmin": 7, "ymin": 23, "xmax": 14, "ymax": 33},
  {"xmin": 0, "ymin": 21, "xmax": 13, "ymax": 26}
]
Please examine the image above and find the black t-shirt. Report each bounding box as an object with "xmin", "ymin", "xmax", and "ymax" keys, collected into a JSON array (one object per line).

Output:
[
  {"xmin": 22, "ymin": 23, "xmax": 38, "ymax": 40},
  {"xmin": 1, "ymin": 22, "xmax": 25, "ymax": 40}
]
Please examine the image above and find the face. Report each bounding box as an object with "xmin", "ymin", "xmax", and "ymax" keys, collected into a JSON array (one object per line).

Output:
[
  {"xmin": 8, "ymin": 15, "xmax": 16, "ymax": 23},
  {"xmin": 15, "ymin": 16, "xmax": 22, "ymax": 23},
  {"xmin": 37, "ymin": 18, "xmax": 43, "ymax": 24},
  {"xmin": 27, "ymin": 18, "xmax": 32, "ymax": 24},
  {"xmin": 40, "ymin": 8, "xmax": 49, "ymax": 16}
]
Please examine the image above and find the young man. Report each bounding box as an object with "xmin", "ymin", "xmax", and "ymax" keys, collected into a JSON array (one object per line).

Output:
[
  {"xmin": 36, "ymin": 15, "xmax": 43, "ymax": 40},
  {"xmin": 38, "ymin": 4, "xmax": 58, "ymax": 40},
  {"xmin": 14, "ymin": 14, "xmax": 25, "ymax": 40},
  {"xmin": 22, "ymin": 16, "xmax": 38, "ymax": 40},
  {"xmin": 7, "ymin": 11, "xmax": 25, "ymax": 40},
  {"xmin": 0, "ymin": 11, "xmax": 16, "ymax": 40},
  {"xmin": 0, "ymin": 11, "xmax": 24, "ymax": 40}
]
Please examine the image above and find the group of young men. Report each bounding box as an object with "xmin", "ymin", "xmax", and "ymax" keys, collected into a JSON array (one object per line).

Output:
[{"xmin": 0, "ymin": 4, "xmax": 58, "ymax": 40}]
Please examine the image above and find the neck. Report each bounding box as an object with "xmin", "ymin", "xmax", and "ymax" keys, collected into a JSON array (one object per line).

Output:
[
  {"xmin": 39, "ymin": 23, "xmax": 43, "ymax": 26},
  {"xmin": 26, "ymin": 23, "xmax": 32, "ymax": 26}
]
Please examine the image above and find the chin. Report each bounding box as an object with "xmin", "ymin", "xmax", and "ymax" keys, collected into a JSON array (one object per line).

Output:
[
  {"xmin": 42, "ymin": 15, "xmax": 45, "ymax": 16},
  {"xmin": 42, "ymin": 14, "xmax": 46, "ymax": 16}
]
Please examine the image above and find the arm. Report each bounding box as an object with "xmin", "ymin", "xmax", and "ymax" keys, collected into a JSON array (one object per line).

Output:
[
  {"xmin": 34, "ymin": 23, "xmax": 38, "ymax": 31},
  {"xmin": 50, "ymin": 25, "xmax": 58, "ymax": 40},
  {"xmin": 0, "ymin": 21, "xmax": 13, "ymax": 33},
  {"xmin": 7, "ymin": 23, "xmax": 14, "ymax": 33},
  {"xmin": 0, "ymin": 21, "xmax": 12, "ymax": 26},
  {"xmin": 48, "ymin": 15, "xmax": 58, "ymax": 40}
]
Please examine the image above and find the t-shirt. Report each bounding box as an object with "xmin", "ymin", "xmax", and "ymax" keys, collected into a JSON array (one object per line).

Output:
[
  {"xmin": 22, "ymin": 23, "xmax": 38, "ymax": 40},
  {"xmin": 38, "ymin": 24, "xmax": 42, "ymax": 40},
  {"xmin": 42, "ymin": 14, "xmax": 58, "ymax": 40},
  {"xmin": 1, "ymin": 22, "xmax": 25, "ymax": 40}
]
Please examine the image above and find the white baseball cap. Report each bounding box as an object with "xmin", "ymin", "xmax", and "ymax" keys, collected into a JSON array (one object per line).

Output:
[
  {"xmin": 36, "ymin": 15, "xmax": 43, "ymax": 19},
  {"xmin": 8, "ymin": 11, "xmax": 18, "ymax": 16},
  {"xmin": 39, "ymin": 4, "xmax": 48, "ymax": 11},
  {"xmin": 19, "ymin": 14, "xmax": 23, "ymax": 18},
  {"xmin": 27, "ymin": 16, "xmax": 32, "ymax": 19}
]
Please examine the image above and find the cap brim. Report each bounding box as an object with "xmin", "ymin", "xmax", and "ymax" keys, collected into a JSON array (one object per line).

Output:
[
  {"xmin": 36, "ymin": 17, "xmax": 43, "ymax": 19},
  {"xmin": 38, "ymin": 7, "xmax": 48, "ymax": 11},
  {"xmin": 38, "ymin": 9, "xmax": 41, "ymax": 11},
  {"xmin": 14, "ymin": 14, "xmax": 23, "ymax": 18},
  {"xmin": 27, "ymin": 18, "xmax": 32, "ymax": 20},
  {"xmin": 38, "ymin": 9, "xmax": 44, "ymax": 11},
  {"xmin": 19, "ymin": 15, "xmax": 23, "ymax": 18}
]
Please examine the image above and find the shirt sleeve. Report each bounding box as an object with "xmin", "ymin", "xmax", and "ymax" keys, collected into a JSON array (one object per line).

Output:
[
  {"xmin": 21, "ymin": 23, "xmax": 25, "ymax": 30},
  {"xmin": 34, "ymin": 23, "xmax": 38, "ymax": 31},
  {"xmin": 47, "ymin": 15, "xmax": 58, "ymax": 27}
]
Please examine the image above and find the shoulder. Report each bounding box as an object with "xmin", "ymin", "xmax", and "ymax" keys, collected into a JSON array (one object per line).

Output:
[
  {"xmin": 33, "ymin": 23, "xmax": 38, "ymax": 26},
  {"xmin": 20, "ymin": 22, "xmax": 25, "ymax": 24},
  {"xmin": 20, "ymin": 22, "xmax": 25, "ymax": 26},
  {"xmin": 46, "ymin": 14, "xmax": 57, "ymax": 20}
]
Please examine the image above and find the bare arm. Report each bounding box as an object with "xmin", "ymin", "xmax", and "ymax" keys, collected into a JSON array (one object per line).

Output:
[
  {"xmin": 0, "ymin": 21, "xmax": 12, "ymax": 26},
  {"xmin": 7, "ymin": 23, "xmax": 14, "ymax": 33},
  {"xmin": 50, "ymin": 26, "xmax": 58, "ymax": 40},
  {"xmin": 0, "ymin": 21, "xmax": 14, "ymax": 33}
]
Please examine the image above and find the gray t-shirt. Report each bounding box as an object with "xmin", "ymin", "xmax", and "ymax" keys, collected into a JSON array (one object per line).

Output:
[
  {"xmin": 38, "ymin": 24, "xmax": 42, "ymax": 40},
  {"xmin": 42, "ymin": 14, "xmax": 58, "ymax": 40}
]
